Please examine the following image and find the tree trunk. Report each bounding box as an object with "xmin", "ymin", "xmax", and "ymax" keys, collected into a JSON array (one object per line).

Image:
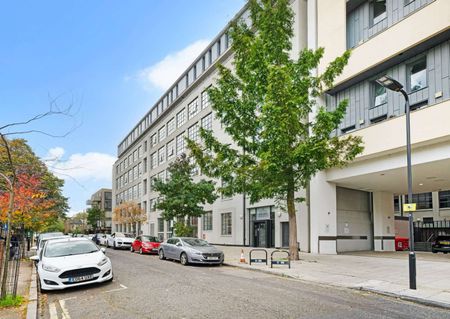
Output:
[
  {"xmin": 287, "ymin": 186, "xmax": 299, "ymax": 260},
  {"xmin": 1, "ymin": 189, "xmax": 14, "ymax": 298}
]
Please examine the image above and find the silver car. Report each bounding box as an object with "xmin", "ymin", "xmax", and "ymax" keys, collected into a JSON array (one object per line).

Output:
[{"xmin": 158, "ymin": 237, "xmax": 224, "ymax": 266}]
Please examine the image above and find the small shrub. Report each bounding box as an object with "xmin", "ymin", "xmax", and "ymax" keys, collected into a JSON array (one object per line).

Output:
[{"xmin": 0, "ymin": 294, "xmax": 24, "ymax": 308}]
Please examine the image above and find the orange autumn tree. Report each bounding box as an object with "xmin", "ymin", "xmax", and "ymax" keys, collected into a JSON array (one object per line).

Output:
[
  {"xmin": 113, "ymin": 202, "xmax": 147, "ymax": 235},
  {"xmin": 0, "ymin": 139, "xmax": 68, "ymax": 232},
  {"xmin": 0, "ymin": 174, "xmax": 59, "ymax": 232}
]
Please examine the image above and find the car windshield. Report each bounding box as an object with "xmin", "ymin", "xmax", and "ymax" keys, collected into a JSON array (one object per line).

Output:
[
  {"xmin": 124, "ymin": 233, "xmax": 134, "ymax": 238},
  {"xmin": 437, "ymin": 236, "xmax": 450, "ymax": 241},
  {"xmin": 39, "ymin": 236, "xmax": 68, "ymax": 249},
  {"xmin": 44, "ymin": 241, "xmax": 99, "ymax": 257},
  {"xmin": 40, "ymin": 232, "xmax": 64, "ymax": 240},
  {"xmin": 182, "ymin": 238, "xmax": 210, "ymax": 247},
  {"xmin": 142, "ymin": 236, "xmax": 160, "ymax": 243},
  {"xmin": 114, "ymin": 232, "xmax": 133, "ymax": 238}
]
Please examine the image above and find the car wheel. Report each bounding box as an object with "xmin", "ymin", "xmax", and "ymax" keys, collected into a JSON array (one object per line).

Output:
[
  {"xmin": 444, "ymin": 252, "xmax": 448, "ymax": 254},
  {"xmin": 159, "ymin": 249, "xmax": 166, "ymax": 260},
  {"xmin": 180, "ymin": 253, "xmax": 188, "ymax": 266},
  {"xmin": 130, "ymin": 246, "xmax": 134, "ymax": 253},
  {"xmin": 432, "ymin": 249, "xmax": 437, "ymax": 253},
  {"xmin": 139, "ymin": 248, "xmax": 143, "ymax": 255}
]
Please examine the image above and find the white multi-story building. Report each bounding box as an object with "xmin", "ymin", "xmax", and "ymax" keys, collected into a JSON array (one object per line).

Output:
[{"xmin": 113, "ymin": 0, "xmax": 450, "ymax": 253}]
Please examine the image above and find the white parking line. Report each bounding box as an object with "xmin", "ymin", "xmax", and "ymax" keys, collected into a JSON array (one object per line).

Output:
[
  {"xmin": 49, "ymin": 302, "xmax": 58, "ymax": 319},
  {"xmin": 104, "ymin": 283, "xmax": 128, "ymax": 293},
  {"xmin": 59, "ymin": 299, "xmax": 71, "ymax": 319}
]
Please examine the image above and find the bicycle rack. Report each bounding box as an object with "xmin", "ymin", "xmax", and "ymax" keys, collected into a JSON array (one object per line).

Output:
[
  {"xmin": 249, "ymin": 249, "xmax": 268, "ymax": 265},
  {"xmin": 270, "ymin": 250, "xmax": 290, "ymax": 269}
]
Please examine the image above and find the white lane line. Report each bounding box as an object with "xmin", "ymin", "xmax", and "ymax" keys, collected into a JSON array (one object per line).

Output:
[
  {"xmin": 49, "ymin": 302, "xmax": 58, "ymax": 319},
  {"xmin": 61, "ymin": 296, "xmax": 77, "ymax": 302},
  {"xmin": 104, "ymin": 283, "xmax": 128, "ymax": 293},
  {"xmin": 59, "ymin": 299, "xmax": 71, "ymax": 319}
]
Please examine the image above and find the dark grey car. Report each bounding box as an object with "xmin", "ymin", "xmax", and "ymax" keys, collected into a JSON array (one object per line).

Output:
[{"xmin": 158, "ymin": 237, "xmax": 224, "ymax": 266}]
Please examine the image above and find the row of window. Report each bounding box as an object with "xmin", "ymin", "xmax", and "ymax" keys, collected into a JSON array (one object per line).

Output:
[
  {"xmin": 117, "ymin": 33, "xmax": 219, "ymax": 155},
  {"xmin": 115, "ymin": 113, "xmax": 212, "ymax": 191},
  {"xmin": 373, "ymin": 57, "xmax": 426, "ymax": 109},
  {"xmin": 394, "ymin": 190, "xmax": 450, "ymax": 211}
]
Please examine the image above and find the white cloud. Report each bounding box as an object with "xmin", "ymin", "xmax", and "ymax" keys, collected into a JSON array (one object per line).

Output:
[
  {"xmin": 138, "ymin": 39, "xmax": 210, "ymax": 91},
  {"xmin": 44, "ymin": 147, "xmax": 116, "ymax": 182}
]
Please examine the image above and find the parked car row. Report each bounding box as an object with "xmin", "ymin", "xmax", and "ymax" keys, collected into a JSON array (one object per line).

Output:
[
  {"xmin": 95, "ymin": 233, "xmax": 224, "ymax": 265},
  {"xmin": 31, "ymin": 234, "xmax": 113, "ymax": 292}
]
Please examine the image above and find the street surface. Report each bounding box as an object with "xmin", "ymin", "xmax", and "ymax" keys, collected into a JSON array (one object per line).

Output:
[{"xmin": 40, "ymin": 248, "xmax": 450, "ymax": 319}]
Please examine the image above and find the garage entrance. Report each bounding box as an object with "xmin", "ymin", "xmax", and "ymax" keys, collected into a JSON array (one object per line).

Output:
[{"xmin": 336, "ymin": 187, "xmax": 373, "ymax": 252}]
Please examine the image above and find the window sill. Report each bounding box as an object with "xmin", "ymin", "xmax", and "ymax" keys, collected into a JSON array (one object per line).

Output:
[{"xmin": 220, "ymin": 235, "xmax": 232, "ymax": 237}]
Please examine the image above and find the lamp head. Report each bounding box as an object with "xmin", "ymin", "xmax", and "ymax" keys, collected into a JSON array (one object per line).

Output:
[{"xmin": 376, "ymin": 75, "xmax": 404, "ymax": 92}]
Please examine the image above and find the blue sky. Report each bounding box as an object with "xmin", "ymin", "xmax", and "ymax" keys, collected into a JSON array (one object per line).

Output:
[{"xmin": 0, "ymin": 0, "xmax": 245, "ymax": 216}]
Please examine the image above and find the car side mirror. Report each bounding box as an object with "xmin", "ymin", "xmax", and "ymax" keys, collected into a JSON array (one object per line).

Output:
[
  {"xmin": 101, "ymin": 248, "xmax": 106, "ymax": 254},
  {"xmin": 30, "ymin": 255, "xmax": 39, "ymax": 262},
  {"xmin": 176, "ymin": 242, "xmax": 182, "ymax": 247}
]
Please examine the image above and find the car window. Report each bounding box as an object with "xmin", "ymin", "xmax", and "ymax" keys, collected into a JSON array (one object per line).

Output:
[
  {"xmin": 142, "ymin": 236, "xmax": 160, "ymax": 243},
  {"xmin": 114, "ymin": 232, "xmax": 125, "ymax": 237},
  {"xmin": 44, "ymin": 241, "xmax": 99, "ymax": 258},
  {"xmin": 437, "ymin": 236, "xmax": 450, "ymax": 241},
  {"xmin": 182, "ymin": 238, "xmax": 210, "ymax": 247}
]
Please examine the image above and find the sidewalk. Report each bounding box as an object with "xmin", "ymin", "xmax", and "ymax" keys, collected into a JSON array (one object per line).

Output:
[
  {"xmin": 219, "ymin": 246, "xmax": 450, "ymax": 309},
  {"xmin": 0, "ymin": 260, "xmax": 33, "ymax": 319}
]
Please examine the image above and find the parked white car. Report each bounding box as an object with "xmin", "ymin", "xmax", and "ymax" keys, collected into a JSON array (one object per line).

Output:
[
  {"xmin": 106, "ymin": 232, "xmax": 134, "ymax": 249},
  {"xmin": 98, "ymin": 234, "xmax": 111, "ymax": 246},
  {"xmin": 31, "ymin": 237, "xmax": 113, "ymax": 291}
]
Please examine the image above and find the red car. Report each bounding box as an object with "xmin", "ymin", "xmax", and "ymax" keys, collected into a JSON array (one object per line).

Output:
[{"xmin": 130, "ymin": 235, "xmax": 161, "ymax": 254}]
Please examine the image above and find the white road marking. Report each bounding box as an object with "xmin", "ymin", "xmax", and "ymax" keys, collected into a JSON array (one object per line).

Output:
[
  {"xmin": 104, "ymin": 283, "xmax": 128, "ymax": 293},
  {"xmin": 59, "ymin": 299, "xmax": 71, "ymax": 319},
  {"xmin": 49, "ymin": 302, "xmax": 58, "ymax": 319}
]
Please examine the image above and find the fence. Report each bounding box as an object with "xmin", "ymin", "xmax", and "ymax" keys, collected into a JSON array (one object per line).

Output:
[
  {"xmin": 413, "ymin": 220, "xmax": 450, "ymax": 251},
  {"xmin": 0, "ymin": 238, "xmax": 22, "ymax": 297}
]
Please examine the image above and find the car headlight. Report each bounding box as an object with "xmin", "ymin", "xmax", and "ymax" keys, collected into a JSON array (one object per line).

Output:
[
  {"xmin": 42, "ymin": 264, "xmax": 60, "ymax": 273},
  {"xmin": 98, "ymin": 257, "xmax": 109, "ymax": 267},
  {"xmin": 192, "ymin": 250, "xmax": 202, "ymax": 255}
]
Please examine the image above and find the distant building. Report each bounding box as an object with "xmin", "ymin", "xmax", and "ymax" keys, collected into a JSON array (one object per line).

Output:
[{"xmin": 87, "ymin": 188, "xmax": 112, "ymax": 233}]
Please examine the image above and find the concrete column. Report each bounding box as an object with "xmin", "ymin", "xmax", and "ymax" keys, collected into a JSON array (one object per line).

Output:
[
  {"xmin": 310, "ymin": 172, "xmax": 338, "ymax": 254},
  {"xmin": 373, "ymin": 192, "xmax": 395, "ymax": 251}
]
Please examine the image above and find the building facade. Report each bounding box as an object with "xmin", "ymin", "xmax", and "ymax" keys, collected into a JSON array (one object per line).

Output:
[
  {"xmin": 88, "ymin": 188, "xmax": 113, "ymax": 232},
  {"xmin": 113, "ymin": 0, "xmax": 450, "ymax": 253}
]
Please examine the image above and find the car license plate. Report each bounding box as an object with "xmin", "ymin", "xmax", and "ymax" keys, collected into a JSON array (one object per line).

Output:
[
  {"xmin": 68, "ymin": 275, "xmax": 94, "ymax": 283},
  {"xmin": 207, "ymin": 256, "xmax": 219, "ymax": 260},
  {"xmin": 152, "ymin": 248, "xmax": 158, "ymax": 252}
]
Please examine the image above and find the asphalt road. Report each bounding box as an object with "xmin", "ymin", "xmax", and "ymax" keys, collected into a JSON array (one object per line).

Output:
[{"xmin": 40, "ymin": 247, "xmax": 450, "ymax": 319}]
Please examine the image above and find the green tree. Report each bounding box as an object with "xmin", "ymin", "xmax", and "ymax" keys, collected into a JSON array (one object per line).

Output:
[
  {"xmin": 154, "ymin": 154, "xmax": 217, "ymax": 237},
  {"xmin": 86, "ymin": 206, "xmax": 105, "ymax": 231},
  {"xmin": 187, "ymin": 0, "xmax": 363, "ymax": 260}
]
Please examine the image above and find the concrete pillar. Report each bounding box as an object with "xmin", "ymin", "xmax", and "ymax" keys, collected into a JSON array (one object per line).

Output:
[
  {"xmin": 373, "ymin": 192, "xmax": 395, "ymax": 251},
  {"xmin": 310, "ymin": 172, "xmax": 338, "ymax": 254}
]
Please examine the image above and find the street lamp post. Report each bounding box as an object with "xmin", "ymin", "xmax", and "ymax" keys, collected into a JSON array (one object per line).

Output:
[{"xmin": 376, "ymin": 75, "xmax": 416, "ymax": 290}]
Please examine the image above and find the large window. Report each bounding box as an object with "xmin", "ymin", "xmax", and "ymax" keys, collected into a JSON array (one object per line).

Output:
[
  {"xmin": 373, "ymin": 81, "xmax": 387, "ymax": 107},
  {"xmin": 167, "ymin": 139, "xmax": 175, "ymax": 160},
  {"xmin": 221, "ymin": 213, "xmax": 232, "ymax": 235},
  {"xmin": 406, "ymin": 192, "xmax": 432, "ymax": 210},
  {"xmin": 176, "ymin": 109, "xmax": 186, "ymax": 128},
  {"xmin": 201, "ymin": 89, "xmax": 210, "ymax": 109},
  {"xmin": 188, "ymin": 123, "xmax": 200, "ymax": 142},
  {"xmin": 201, "ymin": 113, "xmax": 212, "ymax": 130},
  {"xmin": 158, "ymin": 146, "xmax": 166, "ymax": 164},
  {"xmin": 203, "ymin": 211, "xmax": 213, "ymax": 231},
  {"xmin": 150, "ymin": 152, "xmax": 157, "ymax": 170},
  {"xmin": 176, "ymin": 132, "xmax": 186, "ymax": 155},
  {"xmin": 439, "ymin": 190, "xmax": 450, "ymax": 209},
  {"xmin": 371, "ymin": 0, "xmax": 386, "ymax": 25},
  {"xmin": 158, "ymin": 126, "xmax": 166, "ymax": 142},
  {"xmin": 167, "ymin": 118, "xmax": 175, "ymax": 136},
  {"xmin": 188, "ymin": 98, "xmax": 199, "ymax": 120},
  {"xmin": 409, "ymin": 58, "xmax": 427, "ymax": 92}
]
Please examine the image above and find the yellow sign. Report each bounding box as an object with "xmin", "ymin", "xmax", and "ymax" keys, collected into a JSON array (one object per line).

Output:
[{"xmin": 403, "ymin": 203, "xmax": 416, "ymax": 212}]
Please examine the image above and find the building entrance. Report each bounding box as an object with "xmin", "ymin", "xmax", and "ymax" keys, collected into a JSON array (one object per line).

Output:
[{"xmin": 250, "ymin": 206, "xmax": 275, "ymax": 248}]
